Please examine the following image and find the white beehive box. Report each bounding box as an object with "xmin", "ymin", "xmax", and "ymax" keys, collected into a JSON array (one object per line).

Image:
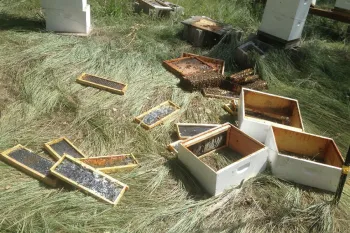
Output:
[
  {"xmin": 238, "ymin": 88, "xmax": 304, "ymax": 143},
  {"xmin": 335, "ymin": 0, "xmax": 350, "ymax": 11},
  {"xmin": 259, "ymin": 0, "xmax": 312, "ymax": 41},
  {"xmin": 178, "ymin": 123, "xmax": 268, "ymax": 196},
  {"xmin": 41, "ymin": 0, "xmax": 87, "ymax": 11},
  {"xmin": 44, "ymin": 5, "xmax": 91, "ymax": 34},
  {"xmin": 265, "ymin": 126, "xmax": 344, "ymax": 192}
]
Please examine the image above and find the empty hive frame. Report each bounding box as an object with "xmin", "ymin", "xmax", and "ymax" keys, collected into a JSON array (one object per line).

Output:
[
  {"xmin": 77, "ymin": 73, "xmax": 127, "ymax": 95},
  {"xmin": 265, "ymin": 126, "xmax": 344, "ymax": 192},
  {"xmin": 79, "ymin": 154, "xmax": 139, "ymax": 174},
  {"xmin": 44, "ymin": 137, "xmax": 86, "ymax": 160},
  {"xmin": 163, "ymin": 56, "xmax": 217, "ymax": 78},
  {"xmin": 0, "ymin": 145, "xmax": 57, "ymax": 187},
  {"xmin": 178, "ymin": 123, "xmax": 268, "ymax": 196},
  {"xmin": 134, "ymin": 0, "xmax": 173, "ymax": 17},
  {"xmin": 181, "ymin": 53, "xmax": 225, "ymax": 75},
  {"xmin": 134, "ymin": 101, "xmax": 180, "ymax": 130},
  {"xmin": 238, "ymin": 88, "xmax": 304, "ymax": 143},
  {"xmin": 176, "ymin": 123, "xmax": 221, "ymax": 140},
  {"xmin": 50, "ymin": 154, "xmax": 129, "ymax": 205}
]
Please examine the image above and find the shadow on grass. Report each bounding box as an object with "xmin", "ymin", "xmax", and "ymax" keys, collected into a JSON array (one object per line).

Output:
[
  {"xmin": 165, "ymin": 158, "xmax": 210, "ymax": 200},
  {"xmin": 0, "ymin": 13, "xmax": 44, "ymax": 31}
]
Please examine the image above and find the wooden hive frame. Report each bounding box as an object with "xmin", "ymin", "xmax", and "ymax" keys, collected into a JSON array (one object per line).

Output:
[
  {"xmin": 178, "ymin": 123, "xmax": 268, "ymax": 196},
  {"xmin": 0, "ymin": 144, "xmax": 57, "ymax": 187},
  {"xmin": 76, "ymin": 73, "xmax": 127, "ymax": 95},
  {"xmin": 50, "ymin": 154, "xmax": 129, "ymax": 206},
  {"xmin": 265, "ymin": 126, "xmax": 345, "ymax": 192},
  {"xmin": 175, "ymin": 123, "xmax": 221, "ymax": 140},
  {"xmin": 167, "ymin": 140, "xmax": 185, "ymax": 153},
  {"xmin": 163, "ymin": 56, "xmax": 217, "ymax": 78},
  {"xmin": 202, "ymin": 88, "xmax": 239, "ymax": 100},
  {"xmin": 181, "ymin": 53, "xmax": 225, "ymax": 75},
  {"xmin": 134, "ymin": 100, "xmax": 180, "ymax": 130},
  {"xmin": 44, "ymin": 137, "xmax": 87, "ymax": 161},
  {"xmin": 222, "ymin": 99, "xmax": 239, "ymax": 116},
  {"xmin": 79, "ymin": 154, "xmax": 139, "ymax": 174}
]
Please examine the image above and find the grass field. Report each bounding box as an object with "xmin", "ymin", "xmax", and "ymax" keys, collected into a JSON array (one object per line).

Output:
[{"xmin": 0, "ymin": 0, "xmax": 349, "ymax": 232}]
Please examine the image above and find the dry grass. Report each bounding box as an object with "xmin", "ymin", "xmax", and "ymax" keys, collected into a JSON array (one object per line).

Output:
[{"xmin": 0, "ymin": 0, "xmax": 349, "ymax": 232}]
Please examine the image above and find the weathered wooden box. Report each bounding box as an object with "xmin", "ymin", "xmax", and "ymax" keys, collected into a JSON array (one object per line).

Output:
[
  {"xmin": 1, "ymin": 145, "xmax": 57, "ymax": 187},
  {"xmin": 79, "ymin": 154, "xmax": 139, "ymax": 174},
  {"xmin": 238, "ymin": 88, "xmax": 304, "ymax": 143},
  {"xmin": 265, "ymin": 126, "xmax": 344, "ymax": 192},
  {"xmin": 50, "ymin": 154, "xmax": 129, "ymax": 205},
  {"xmin": 178, "ymin": 123, "xmax": 268, "ymax": 196},
  {"xmin": 134, "ymin": 0, "xmax": 173, "ymax": 17}
]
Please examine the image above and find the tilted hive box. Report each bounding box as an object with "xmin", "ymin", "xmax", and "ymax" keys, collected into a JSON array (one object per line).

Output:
[
  {"xmin": 265, "ymin": 126, "xmax": 344, "ymax": 192},
  {"xmin": 258, "ymin": 0, "xmax": 312, "ymax": 41},
  {"xmin": 178, "ymin": 123, "xmax": 268, "ymax": 196},
  {"xmin": 238, "ymin": 88, "xmax": 304, "ymax": 143}
]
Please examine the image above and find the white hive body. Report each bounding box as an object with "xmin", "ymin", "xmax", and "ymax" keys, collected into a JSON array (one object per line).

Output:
[
  {"xmin": 259, "ymin": 0, "xmax": 312, "ymax": 41},
  {"xmin": 41, "ymin": 0, "xmax": 91, "ymax": 34},
  {"xmin": 335, "ymin": 0, "xmax": 350, "ymax": 11}
]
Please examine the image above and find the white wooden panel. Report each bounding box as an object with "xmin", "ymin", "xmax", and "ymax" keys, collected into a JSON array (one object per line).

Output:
[
  {"xmin": 239, "ymin": 118, "xmax": 271, "ymax": 143},
  {"xmin": 178, "ymin": 144, "xmax": 217, "ymax": 195},
  {"xmin": 264, "ymin": 0, "xmax": 312, "ymax": 19},
  {"xmin": 272, "ymin": 154, "xmax": 342, "ymax": 192},
  {"xmin": 44, "ymin": 5, "xmax": 91, "ymax": 34},
  {"xmin": 264, "ymin": 126, "xmax": 279, "ymax": 167},
  {"xmin": 215, "ymin": 148, "xmax": 268, "ymax": 195},
  {"xmin": 41, "ymin": 0, "xmax": 87, "ymax": 11},
  {"xmin": 335, "ymin": 0, "xmax": 350, "ymax": 10},
  {"xmin": 259, "ymin": 12, "xmax": 306, "ymax": 41}
]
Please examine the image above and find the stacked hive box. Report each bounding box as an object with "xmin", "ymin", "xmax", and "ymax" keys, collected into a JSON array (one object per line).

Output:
[
  {"xmin": 41, "ymin": 0, "xmax": 91, "ymax": 34},
  {"xmin": 258, "ymin": 0, "xmax": 312, "ymax": 42}
]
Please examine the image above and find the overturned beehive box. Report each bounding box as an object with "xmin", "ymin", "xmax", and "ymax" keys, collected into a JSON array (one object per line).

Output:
[
  {"xmin": 176, "ymin": 123, "xmax": 221, "ymax": 140},
  {"xmin": 77, "ymin": 73, "xmax": 127, "ymax": 95},
  {"xmin": 238, "ymin": 88, "xmax": 304, "ymax": 143},
  {"xmin": 182, "ymin": 53, "xmax": 225, "ymax": 75},
  {"xmin": 0, "ymin": 145, "xmax": 57, "ymax": 187},
  {"xmin": 163, "ymin": 56, "xmax": 217, "ymax": 78},
  {"xmin": 79, "ymin": 154, "xmax": 139, "ymax": 174},
  {"xmin": 178, "ymin": 123, "xmax": 268, "ymax": 196},
  {"xmin": 44, "ymin": 137, "xmax": 86, "ymax": 160},
  {"xmin": 50, "ymin": 154, "xmax": 129, "ymax": 205},
  {"xmin": 134, "ymin": 101, "xmax": 180, "ymax": 129},
  {"xmin": 134, "ymin": 0, "xmax": 173, "ymax": 17},
  {"xmin": 182, "ymin": 16, "xmax": 232, "ymax": 47},
  {"xmin": 265, "ymin": 126, "xmax": 344, "ymax": 192}
]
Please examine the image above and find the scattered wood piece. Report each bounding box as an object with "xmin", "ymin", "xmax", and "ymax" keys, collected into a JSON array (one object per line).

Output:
[
  {"xmin": 229, "ymin": 68, "xmax": 254, "ymax": 81},
  {"xmin": 134, "ymin": 101, "xmax": 180, "ymax": 130},
  {"xmin": 0, "ymin": 145, "xmax": 57, "ymax": 187},
  {"xmin": 202, "ymin": 87, "xmax": 238, "ymax": 100},
  {"xmin": 79, "ymin": 154, "xmax": 139, "ymax": 174},
  {"xmin": 50, "ymin": 154, "xmax": 128, "ymax": 205},
  {"xmin": 76, "ymin": 73, "xmax": 127, "ymax": 95},
  {"xmin": 44, "ymin": 137, "xmax": 86, "ymax": 161}
]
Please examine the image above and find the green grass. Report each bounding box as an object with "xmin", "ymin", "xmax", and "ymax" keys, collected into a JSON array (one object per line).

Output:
[{"xmin": 0, "ymin": 0, "xmax": 349, "ymax": 232}]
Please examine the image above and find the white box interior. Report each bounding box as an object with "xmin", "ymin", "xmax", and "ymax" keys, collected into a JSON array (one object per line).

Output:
[
  {"xmin": 238, "ymin": 88, "xmax": 304, "ymax": 143},
  {"xmin": 178, "ymin": 123, "xmax": 268, "ymax": 196},
  {"xmin": 265, "ymin": 126, "xmax": 344, "ymax": 192}
]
